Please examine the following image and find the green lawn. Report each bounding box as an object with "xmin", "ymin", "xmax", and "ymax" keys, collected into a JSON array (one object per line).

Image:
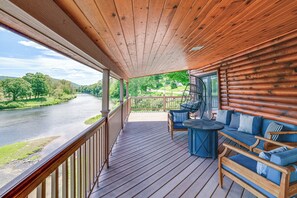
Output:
[
  {"xmin": 0, "ymin": 136, "xmax": 58, "ymax": 167},
  {"xmin": 84, "ymin": 114, "xmax": 102, "ymax": 125},
  {"xmin": 0, "ymin": 95, "xmax": 76, "ymax": 110}
]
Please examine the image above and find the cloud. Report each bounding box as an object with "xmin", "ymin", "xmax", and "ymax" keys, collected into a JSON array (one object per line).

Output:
[
  {"xmin": 0, "ymin": 27, "xmax": 6, "ymax": 32},
  {"xmin": 18, "ymin": 40, "xmax": 65, "ymax": 58},
  {"xmin": 0, "ymin": 55, "xmax": 102, "ymax": 85},
  {"xmin": 19, "ymin": 41, "xmax": 48, "ymax": 50}
]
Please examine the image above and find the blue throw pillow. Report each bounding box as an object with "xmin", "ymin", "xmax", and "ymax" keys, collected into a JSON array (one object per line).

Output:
[
  {"xmin": 264, "ymin": 122, "xmax": 283, "ymax": 141},
  {"xmin": 256, "ymin": 146, "xmax": 288, "ymax": 177},
  {"xmin": 216, "ymin": 110, "xmax": 233, "ymax": 125},
  {"xmin": 172, "ymin": 112, "xmax": 188, "ymax": 122},
  {"xmin": 267, "ymin": 148, "xmax": 297, "ymax": 185},
  {"xmin": 238, "ymin": 114, "xmax": 262, "ymax": 134},
  {"xmin": 229, "ymin": 113, "xmax": 240, "ymax": 129}
]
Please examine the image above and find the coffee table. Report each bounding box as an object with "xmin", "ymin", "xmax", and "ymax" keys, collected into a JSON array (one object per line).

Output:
[{"xmin": 183, "ymin": 119, "xmax": 224, "ymax": 159}]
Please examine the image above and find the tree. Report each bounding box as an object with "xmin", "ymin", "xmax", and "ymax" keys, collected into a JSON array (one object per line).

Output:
[
  {"xmin": 166, "ymin": 71, "xmax": 189, "ymax": 85},
  {"xmin": 30, "ymin": 73, "xmax": 49, "ymax": 98},
  {"xmin": 1, "ymin": 78, "xmax": 31, "ymax": 101}
]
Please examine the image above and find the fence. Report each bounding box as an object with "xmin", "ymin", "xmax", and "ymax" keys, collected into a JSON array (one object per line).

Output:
[{"xmin": 131, "ymin": 96, "xmax": 183, "ymax": 111}]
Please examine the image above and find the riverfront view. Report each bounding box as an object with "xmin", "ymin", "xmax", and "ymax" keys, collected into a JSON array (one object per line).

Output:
[{"xmin": 0, "ymin": 94, "xmax": 107, "ymax": 187}]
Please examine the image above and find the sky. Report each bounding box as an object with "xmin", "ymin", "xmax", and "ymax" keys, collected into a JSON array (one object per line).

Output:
[{"xmin": 0, "ymin": 26, "xmax": 102, "ymax": 85}]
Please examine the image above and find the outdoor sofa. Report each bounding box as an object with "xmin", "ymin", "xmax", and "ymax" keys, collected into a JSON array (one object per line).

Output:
[{"xmin": 216, "ymin": 110, "xmax": 297, "ymax": 153}]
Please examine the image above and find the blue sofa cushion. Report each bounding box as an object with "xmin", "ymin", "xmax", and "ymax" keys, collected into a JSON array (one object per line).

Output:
[
  {"xmin": 223, "ymin": 154, "xmax": 274, "ymax": 197},
  {"xmin": 238, "ymin": 114, "xmax": 262, "ymax": 135},
  {"xmin": 261, "ymin": 119, "xmax": 297, "ymax": 142},
  {"xmin": 267, "ymin": 148, "xmax": 297, "ymax": 185},
  {"xmin": 229, "ymin": 113, "xmax": 240, "ymax": 129},
  {"xmin": 173, "ymin": 122, "xmax": 187, "ymax": 129},
  {"xmin": 257, "ymin": 146, "xmax": 288, "ymax": 177},
  {"xmin": 221, "ymin": 126, "xmax": 265, "ymax": 149},
  {"xmin": 264, "ymin": 122, "xmax": 283, "ymax": 141},
  {"xmin": 216, "ymin": 110, "xmax": 233, "ymax": 125}
]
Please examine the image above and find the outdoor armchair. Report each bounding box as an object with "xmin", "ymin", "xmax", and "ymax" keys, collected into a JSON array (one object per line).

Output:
[
  {"xmin": 168, "ymin": 110, "xmax": 190, "ymax": 140},
  {"xmin": 219, "ymin": 136, "xmax": 297, "ymax": 198}
]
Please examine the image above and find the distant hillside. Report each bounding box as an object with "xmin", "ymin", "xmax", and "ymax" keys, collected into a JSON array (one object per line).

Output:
[
  {"xmin": 0, "ymin": 75, "xmax": 80, "ymax": 88},
  {"xmin": 0, "ymin": 76, "xmax": 16, "ymax": 81}
]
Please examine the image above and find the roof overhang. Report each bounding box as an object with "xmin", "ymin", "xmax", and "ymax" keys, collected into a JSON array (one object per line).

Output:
[{"xmin": 1, "ymin": 0, "xmax": 297, "ymax": 79}]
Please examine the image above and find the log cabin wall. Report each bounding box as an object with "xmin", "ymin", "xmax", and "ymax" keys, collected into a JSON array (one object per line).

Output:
[{"xmin": 190, "ymin": 30, "xmax": 297, "ymax": 125}]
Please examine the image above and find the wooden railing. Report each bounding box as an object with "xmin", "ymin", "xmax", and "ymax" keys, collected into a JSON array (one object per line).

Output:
[
  {"xmin": 0, "ymin": 98, "xmax": 131, "ymax": 198},
  {"xmin": 108, "ymin": 104, "xmax": 122, "ymax": 153},
  {"xmin": 131, "ymin": 96, "xmax": 182, "ymax": 111}
]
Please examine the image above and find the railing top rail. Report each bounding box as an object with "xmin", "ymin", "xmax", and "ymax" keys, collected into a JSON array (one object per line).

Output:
[
  {"xmin": 131, "ymin": 96, "xmax": 183, "ymax": 99},
  {"xmin": 0, "ymin": 117, "xmax": 106, "ymax": 197},
  {"xmin": 109, "ymin": 100, "xmax": 128, "ymax": 118}
]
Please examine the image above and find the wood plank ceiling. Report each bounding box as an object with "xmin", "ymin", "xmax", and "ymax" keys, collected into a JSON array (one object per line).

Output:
[{"xmin": 55, "ymin": 0, "xmax": 297, "ymax": 78}]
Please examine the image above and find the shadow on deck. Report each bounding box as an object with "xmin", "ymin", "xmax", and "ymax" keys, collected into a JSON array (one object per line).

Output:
[{"xmin": 90, "ymin": 113, "xmax": 256, "ymax": 198}]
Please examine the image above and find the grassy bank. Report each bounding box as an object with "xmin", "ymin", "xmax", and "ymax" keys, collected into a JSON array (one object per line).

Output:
[
  {"xmin": 0, "ymin": 94, "xmax": 76, "ymax": 110},
  {"xmin": 84, "ymin": 114, "xmax": 102, "ymax": 125},
  {"xmin": 0, "ymin": 136, "xmax": 58, "ymax": 167}
]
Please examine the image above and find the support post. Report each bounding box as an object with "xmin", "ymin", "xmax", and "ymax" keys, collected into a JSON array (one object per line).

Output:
[
  {"xmin": 101, "ymin": 69, "xmax": 110, "ymax": 168},
  {"xmin": 163, "ymin": 94, "xmax": 166, "ymax": 112},
  {"xmin": 120, "ymin": 79, "xmax": 124, "ymax": 130},
  {"xmin": 126, "ymin": 81, "xmax": 130, "ymax": 112},
  {"xmin": 126, "ymin": 81, "xmax": 129, "ymax": 99}
]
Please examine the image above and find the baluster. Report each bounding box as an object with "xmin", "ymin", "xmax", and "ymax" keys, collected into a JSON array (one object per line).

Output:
[
  {"xmin": 90, "ymin": 136, "xmax": 93, "ymax": 189},
  {"xmin": 85, "ymin": 140, "xmax": 89, "ymax": 196},
  {"xmin": 96, "ymin": 129, "xmax": 100, "ymax": 176},
  {"xmin": 93, "ymin": 134, "xmax": 96, "ymax": 182},
  {"xmin": 77, "ymin": 148, "xmax": 81, "ymax": 198},
  {"xmin": 100, "ymin": 127, "xmax": 102, "ymax": 168},
  {"xmin": 51, "ymin": 169, "xmax": 59, "ymax": 198},
  {"xmin": 70, "ymin": 153, "xmax": 76, "ymax": 198},
  {"xmin": 62, "ymin": 160, "xmax": 68, "ymax": 198},
  {"xmin": 36, "ymin": 180, "xmax": 46, "ymax": 198},
  {"xmin": 81, "ymin": 144, "xmax": 86, "ymax": 198}
]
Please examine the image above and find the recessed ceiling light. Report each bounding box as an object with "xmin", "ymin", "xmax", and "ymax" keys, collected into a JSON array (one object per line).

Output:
[{"xmin": 190, "ymin": 46, "xmax": 204, "ymax": 51}]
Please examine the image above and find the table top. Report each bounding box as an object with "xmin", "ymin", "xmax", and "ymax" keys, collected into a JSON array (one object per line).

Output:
[{"xmin": 183, "ymin": 119, "xmax": 224, "ymax": 131}]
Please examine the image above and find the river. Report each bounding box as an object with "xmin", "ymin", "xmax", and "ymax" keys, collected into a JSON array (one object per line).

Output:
[{"xmin": 0, "ymin": 94, "xmax": 105, "ymax": 149}]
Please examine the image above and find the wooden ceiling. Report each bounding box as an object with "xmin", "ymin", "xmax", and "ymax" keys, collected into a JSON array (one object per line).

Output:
[{"xmin": 54, "ymin": 0, "xmax": 297, "ymax": 78}]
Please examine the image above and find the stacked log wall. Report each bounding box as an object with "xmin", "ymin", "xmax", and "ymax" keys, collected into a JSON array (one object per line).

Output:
[{"xmin": 190, "ymin": 30, "xmax": 297, "ymax": 125}]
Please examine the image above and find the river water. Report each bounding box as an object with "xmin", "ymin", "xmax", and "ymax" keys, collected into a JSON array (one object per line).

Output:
[{"xmin": 0, "ymin": 94, "xmax": 103, "ymax": 148}]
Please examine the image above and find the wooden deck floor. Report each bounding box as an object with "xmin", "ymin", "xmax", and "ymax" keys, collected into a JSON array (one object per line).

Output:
[{"xmin": 90, "ymin": 113, "xmax": 256, "ymax": 198}]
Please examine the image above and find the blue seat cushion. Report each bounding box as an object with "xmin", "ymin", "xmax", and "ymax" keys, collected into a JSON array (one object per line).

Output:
[
  {"xmin": 223, "ymin": 154, "xmax": 275, "ymax": 197},
  {"xmin": 267, "ymin": 148, "xmax": 297, "ymax": 185},
  {"xmin": 173, "ymin": 122, "xmax": 187, "ymax": 129},
  {"xmin": 261, "ymin": 119, "xmax": 297, "ymax": 142},
  {"xmin": 221, "ymin": 126, "xmax": 265, "ymax": 150}
]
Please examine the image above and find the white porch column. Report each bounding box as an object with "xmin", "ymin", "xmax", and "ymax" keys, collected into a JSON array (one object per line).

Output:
[
  {"xmin": 120, "ymin": 79, "xmax": 124, "ymax": 103},
  {"xmin": 120, "ymin": 79, "xmax": 124, "ymax": 129},
  {"xmin": 126, "ymin": 81, "xmax": 129, "ymax": 100},
  {"xmin": 101, "ymin": 69, "xmax": 110, "ymax": 168}
]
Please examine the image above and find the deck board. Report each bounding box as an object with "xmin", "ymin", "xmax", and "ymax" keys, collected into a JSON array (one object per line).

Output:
[{"xmin": 90, "ymin": 112, "xmax": 254, "ymax": 198}]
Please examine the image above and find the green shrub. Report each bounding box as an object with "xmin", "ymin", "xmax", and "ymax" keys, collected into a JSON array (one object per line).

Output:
[
  {"xmin": 0, "ymin": 104, "xmax": 6, "ymax": 110},
  {"xmin": 6, "ymin": 102, "xmax": 24, "ymax": 109}
]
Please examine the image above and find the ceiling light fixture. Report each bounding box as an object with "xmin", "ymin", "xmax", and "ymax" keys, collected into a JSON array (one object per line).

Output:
[{"xmin": 190, "ymin": 46, "xmax": 204, "ymax": 51}]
